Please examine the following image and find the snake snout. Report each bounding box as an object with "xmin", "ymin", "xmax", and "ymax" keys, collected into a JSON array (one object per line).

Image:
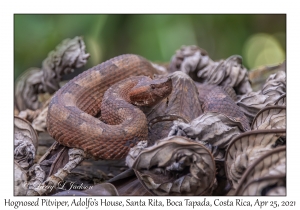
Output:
[
  {"xmin": 130, "ymin": 76, "xmax": 172, "ymax": 107},
  {"xmin": 151, "ymin": 77, "xmax": 172, "ymax": 96}
]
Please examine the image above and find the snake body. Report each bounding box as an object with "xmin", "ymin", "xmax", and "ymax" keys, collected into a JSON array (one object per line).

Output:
[
  {"xmin": 47, "ymin": 54, "xmax": 250, "ymax": 160},
  {"xmin": 197, "ymin": 84, "xmax": 250, "ymax": 131},
  {"xmin": 47, "ymin": 54, "xmax": 172, "ymax": 160}
]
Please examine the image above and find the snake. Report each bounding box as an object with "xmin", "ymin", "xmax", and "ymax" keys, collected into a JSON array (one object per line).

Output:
[
  {"xmin": 196, "ymin": 83, "xmax": 250, "ymax": 131},
  {"xmin": 46, "ymin": 54, "xmax": 172, "ymax": 160}
]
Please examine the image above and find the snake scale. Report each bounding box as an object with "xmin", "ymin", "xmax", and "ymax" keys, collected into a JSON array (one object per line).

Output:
[
  {"xmin": 47, "ymin": 54, "xmax": 250, "ymax": 160},
  {"xmin": 47, "ymin": 54, "xmax": 172, "ymax": 160},
  {"xmin": 196, "ymin": 83, "xmax": 250, "ymax": 131}
]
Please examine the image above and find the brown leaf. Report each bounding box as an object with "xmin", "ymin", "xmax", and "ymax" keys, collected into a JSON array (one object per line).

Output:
[
  {"xmin": 236, "ymin": 175, "xmax": 285, "ymax": 196},
  {"xmin": 32, "ymin": 99, "xmax": 51, "ymax": 132},
  {"xmin": 274, "ymin": 94, "xmax": 286, "ymax": 106},
  {"xmin": 17, "ymin": 98, "xmax": 51, "ymax": 133},
  {"xmin": 37, "ymin": 142, "xmax": 69, "ymax": 178},
  {"xmin": 252, "ymin": 106, "xmax": 286, "ymax": 130},
  {"xmin": 169, "ymin": 45, "xmax": 252, "ymax": 95},
  {"xmin": 169, "ymin": 112, "xmax": 244, "ymax": 150},
  {"xmin": 18, "ymin": 108, "xmax": 41, "ymax": 123},
  {"xmin": 248, "ymin": 61, "xmax": 286, "ymax": 91},
  {"xmin": 15, "ymin": 37, "xmax": 90, "ymax": 111},
  {"xmin": 127, "ymin": 136, "xmax": 216, "ymax": 195},
  {"xmin": 14, "ymin": 116, "xmax": 38, "ymax": 170},
  {"xmin": 14, "ymin": 161, "xmax": 29, "ymax": 195},
  {"xmin": 109, "ymin": 172, "xmax": 151, "ymax": 196},
  {"xmin": 235, "ymin": 146, "xmax": 286, "ymax": 195},
  {"xmin": 237, "ymin": 71, "xmax": 286, "ymax": 123},
  {"xmin": 225, "ymin": 129, "xmax": 286, "ymax": 190}
]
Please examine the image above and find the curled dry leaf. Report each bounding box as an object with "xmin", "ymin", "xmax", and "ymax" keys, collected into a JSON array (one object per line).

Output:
[
  {"xmin": 169, "ymin": 45, "xmax": 252, "ymax": 95},
  {"xmin": 26, "ymin": 164, "xmax": 46, "ymax": 195},
  {"xmin": 38, "ymin": 142, "xmax": 70, "ymax": 178},
  {"xmin": 225, "ymin": 129, "xmax": 286, "ymax": 191},
  {"xmin": 41, "ymin": 36, "xmax": 90, "ymax": 93},
  {"xmin": 14, "ymin": 116, "xmax": 38, "ymax": 170},
  {"xmin": 25, "ymin": 139, "xmax": 83, "ymax": 196},
  {"xmin": 235, "ymin": 146, "xmax": 286, "ymax": 196},
  {"xmin": 237, "ymin": 71, "xmax": 286, "ymax": 123},
  {"xmin": 108, "ymin": 171, "xmax": 152, "ymax": 196},
  {"xmin": 32, "ymin": 106, "xmax": 49, "ymax": 132},
  {"xmin": 274, "ymin": 94, "xmax": 286, "ymax": 106},
  {"xmin": 31, "ymin": 99, "xmax": 51, "ymax": 132},
  {"xmin": 25, "ymin": 141, "xmax": 67, "ymax": 195},
  {"xmin": 18, "ymin": 108, "xmax": 41, "ymax": 123},
  {"xmin": 236, "ymin": 175, "xmax": 285, "ymax": 196},
  {"xmin": 126, "ymin": 136, "xmax": 216, "ymax": 196},
  {"xmin": 15, "ymin": 36, "xmax": 90, "ymax": 111},
  {"xmin": 14, "ymin": 162, "xmax": 29, "ymax": 196},
  {"xmin": 17, "ymin": 98, "xmax": 51, "ymax": 133},
  {"xmin": 251, "ymin": 106, "xmax": 286, "ymax": 130},
  {"xmin": 146, "ymin": 71, "xmax": 202, "ymax": 145},
  {"xmin": 29, "ymin": 132, "xmax": 128, "ymax": 195},
  {"xmin": 169, "ymin": 112, "xmax": 244, "ymax": 160},
  {"xmin": 53, "ymin": 183, "xmax": 119, "ymax": 196},
  {"xmin": 266, "ymin": 186, "xmax": 286, "ymax": 195},
  {"xmin": 248, "ymin": 61, "xmax": 286, "ymax": 91}
]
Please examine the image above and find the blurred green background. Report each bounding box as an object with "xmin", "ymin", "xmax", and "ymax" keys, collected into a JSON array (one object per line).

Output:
[{"xmin": 14, "ymin": 14, "xmax": 286, "ymax": 80}]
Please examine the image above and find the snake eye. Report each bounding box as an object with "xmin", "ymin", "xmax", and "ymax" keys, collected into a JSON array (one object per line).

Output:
[{"xmin": 151, "ymin": 85, "xmax": 156, "ymax": 90}]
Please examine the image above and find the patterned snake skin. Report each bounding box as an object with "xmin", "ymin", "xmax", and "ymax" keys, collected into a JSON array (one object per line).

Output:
[
  {"xmin": 46, "ymin": 54, "xmax": 172, "ymax": 160},
  {"xmin": 47, "ymin": 54, "xmax": 250, "ymax": 160},
  {"xmin": 197, "ymin": 84, "xmax": 250, "ymax": 131}
]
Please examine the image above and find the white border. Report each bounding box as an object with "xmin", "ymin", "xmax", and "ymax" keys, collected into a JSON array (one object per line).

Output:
[{"xmin": 2, "ymin": 1, "xmax": 299, "ymax": 209}]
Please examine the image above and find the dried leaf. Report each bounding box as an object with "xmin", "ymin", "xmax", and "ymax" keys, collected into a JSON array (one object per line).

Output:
[
  {"xmin": 248, "ymin": 61, "xmax": 286, "ymax": 91},
  {"xmin": 235, "ymin": 146, "xmax": 286, "ymax": 195},
  {"xmin": 37, "ymin": 142, "xmax": 69, "ymax": 177},
  {"xmin": 169, "ymin": 45, "xmax": 252, "ymax": 95},
  {"xmin": 266, "ymin": 186, "xmax": 286, "ymax": 195},
  {"xmin": 18, "ymin": 108, "xmax": 41, "ymax": 123},
  {"xmin": 274, "ymin": 94, "xmax": 286, "ymax": 106},
  {"xmin": 32, "ymin": 99, "xmax": 51, "ymax": 132},
  {"xmin": 126, "ymin": 136, "xmax": 216, "ymax": 196},
  {"xmin": 26, "ymin": 164, "xmax": 46, "ymax": 195},
  {"xmin": 41, "ymin": 36, "xmax": 90, "ymax": 93},
  {"xmin": 237, "ymin": 175, "xmax": 285, "ymax": 196},
  {"xmin": 15, "ymin": 36, "xmax": 90, "ymax": 111},
  {"xmin": 14, "ymin": 162, "xmax": 29, "ymax": 196},
  {"xmin": 169, "ymin": 112, "xmax": 244, "ymax": 150},
  {"xmin": 225, "ymin": 129, "xmax": 286, "ymax": 190},
  {"xmin": 29, "ymin": 147, "xmax": 86, "ymax": 195},
  {"xmin": 14, "ymin": 116, "xmax": 38, "ymax": 170},
  {"xmin": 15, "ymin": 68, "xmax": 43, "ymax": 110},
  {"xmin": 251, "ymin": 106, "xmax": 286, "ymax": 130},
  {"xmin": 17, "ymin": 98, "xmax": 51, "ymax": 133},
  {"xmin": 237, "ymin": 71, "xmax": 286, "ymax": 123},
  {"xmin": 25, "ymin": 142, "xmax": 67, "ymax": 195},
  {"xmin": 108, "ymin": 172, "xmax": 151, "ymax": 196}
]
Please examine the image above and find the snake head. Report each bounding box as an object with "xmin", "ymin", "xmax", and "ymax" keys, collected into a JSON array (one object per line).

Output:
[{"xmin": 129, "ymin": 77, "xmax": 172, "ymax": 106}]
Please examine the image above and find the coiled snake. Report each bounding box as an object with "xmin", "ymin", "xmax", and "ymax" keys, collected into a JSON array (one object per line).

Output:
[
  {"xmin": 47, "ymin": 54, "xmax": 250, "ymax": 160},
  {"xmin": 47, "ymin": 54, "xmax": 172, "ymax": 160}
]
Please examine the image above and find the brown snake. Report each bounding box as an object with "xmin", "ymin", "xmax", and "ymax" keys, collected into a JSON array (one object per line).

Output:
[
  {"xmin": 197, "ymin": 83, "xmax": 250, "ymax": 131},
  {"xmin": 47, "ymin": 54, "xmax": 172, "ymax": 160}
]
